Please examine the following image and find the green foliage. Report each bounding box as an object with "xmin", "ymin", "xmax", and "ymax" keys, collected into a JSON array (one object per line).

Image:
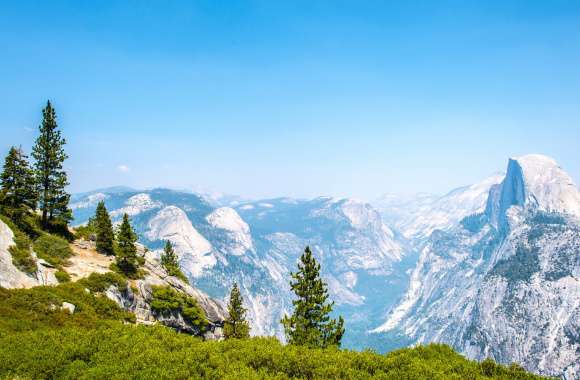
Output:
[
  {"xmin": 33, "ymin": 233, "xmax": 73, "ymax": 269},
  {"xmin": 79, "ymin": 272, "xmax": 128, "ymax": 293},
  {"xmin": 74, "ymin": 217, "xmax": 96, "ymax": 240},
  {"xmin": 0, "ymin": 146, "xmax": 38, "ymax": 223},
  {"xmin": 0, "ymin": 283, "xmax": 134, "ymax": 333},
  {"xmin": 161, "ymin": 240, "xmax": 188, "ymax": 282},
  {"xmin": 95, "ymin": 201, "xmax": 115, "ymax": 255},
  {"xmin": 115, "ymin": 213, "xmax": 139, "ymax": 276},
  {"xmin": 54, "ymin": 270, "xmax": 71, "ymax": 283},
  {"xmin": 0, "ymin": 215, "xmax": 36, "ymax": 273},
  {"xmin": 32, "ymin": 101, "xmax": 72, "ymax": 229},
  {"xmin": 150, "ymin": 286, "xmax": 208, "ymax": 330},
  {"xmin": 282, "ymin": 246, "xmax": 345, "ymax": 349},
  {"xmin": 0, "ymin": 326, "xmax": 546, "ymax": 380},
  {"xmin": 224, "ymin": 282, "xmax": 250, "ymax": 339}
]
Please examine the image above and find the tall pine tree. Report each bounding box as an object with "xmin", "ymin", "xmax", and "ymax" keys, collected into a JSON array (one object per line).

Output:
[
  {"xmin": 94, "ymin": 201, "xmax": 114, "ymax": 255},
  {"xmin": 281, "ymin": 246, "xmax": 345, "ymax": 348},
  {"xmin": 224, "ymin": 282, "xmax": 250, "ymax": 339},
  {"xmin": 32, "ymin": 101, "xmax": 71, "ymax": 229},
  {"xmin": 115, "ymin": 213, "xmax": 139, "ymax": 276},
  {"xmin": 0, "ymin": 146, "xmax": 37, "ymax": 220}
]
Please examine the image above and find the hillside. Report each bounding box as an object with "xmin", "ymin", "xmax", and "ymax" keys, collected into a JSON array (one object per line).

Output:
[{"xmin": 0, "ymin": 217, "xmax": 226, "ymax": 338}]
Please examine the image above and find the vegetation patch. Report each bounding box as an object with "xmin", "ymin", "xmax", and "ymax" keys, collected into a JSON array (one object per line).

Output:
[
  {"xmin": 33, "ymin": 233, "xmax": 73, "ymax": 268},
  {"xmin": 150, "ymin": 285, "xmax": 208, "ymax": 330},
  {"xmin": 0, "ymin": 283, "xmax": 135, "ymax": 333},
  {"xmin": 490, "ymin": 244, "xmax": 540, "ymax": 283},
  {"xmin": 54, "ymin": 270, "xmax": 71, "ymax": 283},
  {"xmin": 0, "ymin": 325, "xmax": 546, "ymax": 380},
  {"xmin": 80, "ymin": 272, "xmax": 128, "ymax": 293}
]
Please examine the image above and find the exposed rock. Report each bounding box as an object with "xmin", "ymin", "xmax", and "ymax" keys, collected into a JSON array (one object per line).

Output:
[
  {"xmin": 61, "ymin": 302, "xmax": 76, "ymax": 314},
  {"xmin": 0, "ymin": 219, "xmax": 58, "ymax": 288}
]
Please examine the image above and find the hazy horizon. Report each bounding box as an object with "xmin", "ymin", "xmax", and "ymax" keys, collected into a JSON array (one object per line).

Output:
[{"xmin": 2, "ymin": 1, "xmax": 580, "ymax": 199}]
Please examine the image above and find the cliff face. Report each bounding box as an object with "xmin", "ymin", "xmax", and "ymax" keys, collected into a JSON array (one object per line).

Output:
[
  {"xmin": 0, "ymin": 218, "xmax": 226, "ymax": 339},
  {"xmin": 374, "ymin": 155, "xmax": 580, "ymax": 379}
]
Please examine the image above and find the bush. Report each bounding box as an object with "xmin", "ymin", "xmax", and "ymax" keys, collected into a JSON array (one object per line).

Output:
[
  {"xmin": 0, "ymin": 326, "xmax": 546, "ymax": 380},
  {"xmin": 0, "ymin": 283, "xmax": 135, "ymax": 333},
  {"xmin": 80, "ymin": 272, "xmax": 128, "ymax": 293},
  {"xmin": 74, "ymin": 220, "xmax": 96, "ymax": 240},
  {"xmin": 54, "ymin": 270, "xmax": 71, "ymax": 283},
  {"xmin": 150, "ymin": 286, "xmax": 208, "ymax": 330},
  {"xmin": 33, "ymin": 234, "xmax": 73, "ymax": 268}
]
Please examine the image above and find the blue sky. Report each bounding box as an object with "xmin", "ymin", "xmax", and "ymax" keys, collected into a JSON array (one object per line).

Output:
[{"xmin": 1, "ymin": 1, "xmax": 579, "ymax": 199}]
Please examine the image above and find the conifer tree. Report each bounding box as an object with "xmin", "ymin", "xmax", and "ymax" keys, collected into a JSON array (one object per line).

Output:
[
  {"xmin": 161, "ymin": 240, "xmax": 179, "ymax": 269},
  {"xmin": 160, "ymin": 240, "xmax": 188, "ymax": 282},
  {"xmin": 95, "ymin": 201, "xmax": 114, "ymax": 255},
  {"xmin": 281, "ymin": 246, "xmax": 345, "ymax": 348},
  {"xmin": 32, "ymin": 101, "xmax": 71, "ymax": 228},
  {"xmin": 224, "ymin": 282, "xmax": 250, "ymax": 339},
  {"xmin": 115, "ymin": 213, "xmax": 139, "ymax": 276},
  {"xmin": 0, "ymin": 147, "xmax": 37, "ymax": 220}
]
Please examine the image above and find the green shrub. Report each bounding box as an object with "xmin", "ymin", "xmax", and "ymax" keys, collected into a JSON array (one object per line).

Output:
[
  {"xmin": 73, "ymin": 219, "xmax": 96, "ymax": 240},
  {"xmin": 1, "ymin": 215, "xmax": 36, "ymax": 274},
  {"xmin": 80, "ymin": 272, "xmax": 128, "ymax": 293},
  {"xmin": 165, "ymin": 263, "xmax": 189, "ymax": 283},
  {"xmin": 150, "ymin": 286, "xmax": 208, "ymax": 330},
  {"xmin": 0, "ymin": 283, "xmax": 135, "ymax": 333},
  {"xmin": 33, "ymin": 233, "xmax": 73, "ymax": 268},
  {"xmin": 0, "ymin": 326, "xmax": 547, "ymax": 380},
  {"xmin": 54, "ymin": 270, "xmax": 71, "ymax": 283}
]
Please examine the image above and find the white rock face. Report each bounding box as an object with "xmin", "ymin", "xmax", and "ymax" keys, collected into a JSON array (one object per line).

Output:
[
  {"xmin": 111, "ymin": 193, "xmax": 162, "ymax": 218},
  {"xmin": 376, "ymin": 173, "xmax": 504, "ymax": 241},
  {"xmin": 311, "ymin": 197, "xmax": 404, "ymax": 266},
  {"xmin": 206, "ymin": 207, "xmax": 253, "ymax": 255},
  {"xmin": 486, "ymin": 155, "xmax": 580, "ymax": 229},
  {"xmin": 374, "ymin": 155, "xmax": 580, "ymax": 378},
  {"xmin": 146, "ymin": 206, "xmax": 215, "ymax": 277},
  {"xmin": 0, "ymin": 219, "xmax": 57, "ymax": 288}
]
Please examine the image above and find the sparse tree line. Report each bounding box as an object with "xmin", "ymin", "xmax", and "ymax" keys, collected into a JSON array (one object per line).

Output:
[{"xmin": 1, "ymin": 102, "xmax": 345, "ymax": 348}]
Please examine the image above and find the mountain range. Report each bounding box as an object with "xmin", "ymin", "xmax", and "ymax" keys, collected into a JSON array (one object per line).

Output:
[{"xmin": 70, "ymin": 154, "xmax": 579, "ymax": 378}]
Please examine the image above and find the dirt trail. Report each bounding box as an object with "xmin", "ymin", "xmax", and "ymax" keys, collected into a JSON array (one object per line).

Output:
[{"xmin": 66, "ymin": 240, "xmax": 113, "ymax": 281}]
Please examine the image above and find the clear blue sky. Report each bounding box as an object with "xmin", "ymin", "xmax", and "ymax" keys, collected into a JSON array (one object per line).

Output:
[{"xmin": 1, "ymin": 1, "xmax": 579, "ymax": 199}]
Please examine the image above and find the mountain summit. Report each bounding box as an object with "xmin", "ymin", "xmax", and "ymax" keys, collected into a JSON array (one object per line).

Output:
[{"xmin": 374, "ymin": 155, "xmax": 580, "ymax": 378}]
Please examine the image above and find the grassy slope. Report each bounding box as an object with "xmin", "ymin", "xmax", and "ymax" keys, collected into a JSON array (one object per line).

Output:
[{"xmin": 0, "ymin": 284, "xmax": 547, "ymax": 380}]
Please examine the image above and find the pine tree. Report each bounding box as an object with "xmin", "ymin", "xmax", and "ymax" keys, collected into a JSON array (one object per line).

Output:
[
  {"xmin": 115, "ymin": 213, "xmax": 139, "ymax": 276},
  {"xmin": 32, "ymin": 101, "xmax": 71, "ymax": 229},
  {"xmin": 224, "ymin": 282, "xmax": 250, "ymax": 339},
  {"xmin": 160, "ymin": 240, "xmax": 188, "ymax": 282},
  {"xmin": 0, "ymin": 147, "xmax": 37, "ymax": 220},
  {"xmin": 161, "ymin": 240, "xmax": 179, "ymax": 269},
  {"xmin": 281, "ymin": 246, "xmax": 345, "ymax": 348},
  {"xmin": 94, "ymin": 201, "xmax": 114, "ymax": 255}
]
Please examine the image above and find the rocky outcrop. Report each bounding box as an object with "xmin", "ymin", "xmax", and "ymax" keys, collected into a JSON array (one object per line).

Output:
[
  {"xmin": 0, "ymin": 218, "xmax": 226, "ymax": 339},
  {"xmin": 0, "ymin": 219, "xmax": 58, "ymax": 288}
]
